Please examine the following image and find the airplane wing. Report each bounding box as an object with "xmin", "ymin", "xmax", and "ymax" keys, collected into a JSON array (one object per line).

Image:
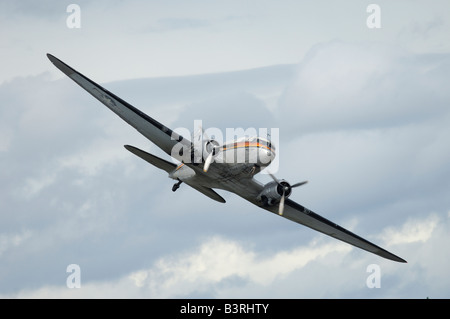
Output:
[
  {"xmin": 236, "ymin": 178, "xmax": 406, "ymax": 262},
  {"xmin": 280, "ymin": 199, "xmax": 406, "ymax": 262},
  {"xmin": 47, "ymin": 54, "xmax": 191, "ymax": 161}
]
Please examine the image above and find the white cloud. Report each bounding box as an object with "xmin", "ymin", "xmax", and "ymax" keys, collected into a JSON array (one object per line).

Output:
[
  {"xmin": 137, "ymin": 236, "xmax": 351, "ymax": 298},
  {"xmin": 380, "ymin": 214, "xmax": 439, "ymax": 245},
  {"xmin": 4, "ymin": 209, "xmax": 450, "ymax": 299},
  {"xmin": 5, "ymin": 210, "xmax": 450, "ymax": 298},
  {"xmin": 1, "ymin": 235, "xmax": 351, "ymax": 298},
  {"xmin": 3, "ymin": 0, "xmax": 450, "ymax": 84}
]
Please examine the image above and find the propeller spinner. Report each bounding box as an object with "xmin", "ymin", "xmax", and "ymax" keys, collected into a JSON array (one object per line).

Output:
[{"xmin": 269, "ymin": 173, "xmax": 308, "ymax": 215}]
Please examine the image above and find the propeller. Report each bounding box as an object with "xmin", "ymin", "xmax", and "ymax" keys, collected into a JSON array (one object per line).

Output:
[
  {"xmin": 199, "ymin": 126, "xmax": 220, "ymax": 173},
  {"xmin": 204, "ymin": 151, "xmax": 214, "ymax": 172},
  {"xmin": 269, "ymin": 173, "xmax": 308, "ymax": 216}
]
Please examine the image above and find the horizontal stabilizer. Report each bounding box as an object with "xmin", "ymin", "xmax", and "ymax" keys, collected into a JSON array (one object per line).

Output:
[
  {"xmin": 124, "ymin": 145, "xmax": 176, "ymax": 173},
  {"xmin": 186, "ymin": 184, "xmax": 226, "ymax": 203},
  {"xmin": 125, "ymin": 145, "xmax": 225, "ymax": 203}
]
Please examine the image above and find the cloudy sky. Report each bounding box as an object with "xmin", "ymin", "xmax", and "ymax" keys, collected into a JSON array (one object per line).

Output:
[{"xmin": 1, "ymin": 0, "xmax": 450, "ymax": 298}]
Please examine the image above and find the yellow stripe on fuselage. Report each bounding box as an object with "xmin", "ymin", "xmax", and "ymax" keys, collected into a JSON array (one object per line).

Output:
[{"xmin": 221, "ymin": 142, "xmax": 274, "ymax": 153}]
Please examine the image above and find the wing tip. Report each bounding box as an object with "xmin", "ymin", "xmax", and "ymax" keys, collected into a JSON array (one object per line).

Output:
[
  {"xmin": 46, "ymin": 53, "xmax": 59, "ymax": 65},
  {"xmin": 376, "ymin": 248, "xmax": 407, "ymax": 263},
  {"xmin": 46, "ymin": 53, "xmax": 76, "ymax": 77},
  {"xmin": 392, "ymin": 255, "xmax": 408, "ymax": 263}
]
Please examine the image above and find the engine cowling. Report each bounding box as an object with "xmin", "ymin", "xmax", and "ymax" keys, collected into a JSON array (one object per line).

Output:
[{"xmin": 257, "ymin": 180, "xmax": 292, "ymax": 206}]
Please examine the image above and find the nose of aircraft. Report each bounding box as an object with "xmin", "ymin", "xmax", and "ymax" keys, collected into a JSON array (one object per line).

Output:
[{"xmin": 258, "ymin": 148, "xmax": 275, "ymax": 167}]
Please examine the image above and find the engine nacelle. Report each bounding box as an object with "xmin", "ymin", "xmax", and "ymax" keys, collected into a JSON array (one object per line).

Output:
[{"xmin": 257, "ymin": 180, "xmax": 292, "ymax": 206}]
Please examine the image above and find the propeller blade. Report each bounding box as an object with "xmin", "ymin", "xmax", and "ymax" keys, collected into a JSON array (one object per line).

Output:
[
  {"xmin": 203, "ymin": 152, "xmax": 213, "ymax": 172},
  {"xmin": 279, "ymin": 193, "xmax": 285, "ymax": 215},
  {"xmin": 291, "ymin": 181, "xmax": 308, "ymax": 188},
  {"xmin": 268, "ymin": 172, "xmax": 279, "ymax": 184}
]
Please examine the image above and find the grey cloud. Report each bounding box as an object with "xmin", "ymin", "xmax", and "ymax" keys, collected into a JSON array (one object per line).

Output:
[
  {"xmin": 0, "ymin": 1, "xmax": 63, "ymax": 18},
  {"xmin": 279, "ymin": 41, "xmax": 450, "ymax": 134},
  {"xmin": 275, "ymin": 41, "xmax": 450, "ymax": 241},
  {"xmin": 106, "ymin": 64, "xmax": 294, "ymax": 137}
]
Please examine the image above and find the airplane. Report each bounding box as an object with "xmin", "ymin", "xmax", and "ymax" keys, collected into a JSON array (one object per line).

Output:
[{"xmin": 47, "ymin": 53, "xmax": 407, "ymax": 263}]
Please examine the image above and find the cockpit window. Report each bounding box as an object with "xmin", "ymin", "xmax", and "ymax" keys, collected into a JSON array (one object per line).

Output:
[{"xmin": 257, "ymin": 137, "xmax": 275, "ymax": 151}]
